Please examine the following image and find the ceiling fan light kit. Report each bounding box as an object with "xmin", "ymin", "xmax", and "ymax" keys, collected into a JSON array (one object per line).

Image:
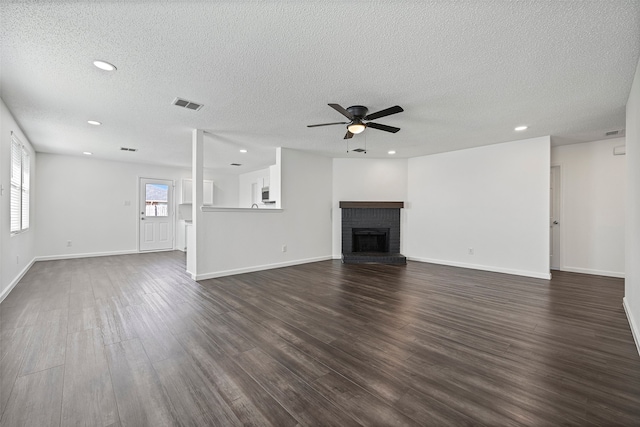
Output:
[
  {"xmin": 308, "ymin": 103, "xmax": 403, "ymax": 140},
  {"xmin": 347, "ymin": 121, "xmax": 366, "ymax": 134}
]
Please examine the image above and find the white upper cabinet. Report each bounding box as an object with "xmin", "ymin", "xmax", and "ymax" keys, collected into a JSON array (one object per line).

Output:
[{"xmin": 182, "ymin": 179, "xmax": 213, "ymax": 205}]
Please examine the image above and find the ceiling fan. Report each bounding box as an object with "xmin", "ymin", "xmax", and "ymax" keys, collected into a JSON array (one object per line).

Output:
[{"xmin": 307, "ymin": 104, "xmax": 404, "ymax": 139}]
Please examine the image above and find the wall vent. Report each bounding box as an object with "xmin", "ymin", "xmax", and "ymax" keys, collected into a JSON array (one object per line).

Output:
[
  {"xmin": 120, "ymin": 147, "xmax": 138, "ymax": 152},
  {"xmin": 172, "ymin": 97, "xmax": 203, "ymax": 111}
]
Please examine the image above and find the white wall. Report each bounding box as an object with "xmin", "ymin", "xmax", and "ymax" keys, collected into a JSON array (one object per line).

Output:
[
  {"xmin": 625, "ymin": 57, "xmax": 640, "ymax": 355},
  {"xmin": 194, "ymin": 148, "xmax": 332, "ymax": 279},
  {"xmin": 268, "ymin": 164, "xmax": 281, "ymax": 208},
  {"xmin": 551, "ymin": 138, "xmax": 626, "ymax": 277},
  {"xmin": 406, "ymin": 136, "xmax": 551, "ymax": 279},
  {"xmin": 0, "ymin": 98, "xmax": 37, "ymax": 301},
  {"xmin": 35, "ymin": 153, "xmax": 221, "ymax": 259},
  {"xmin": 331, "ymin": 158, "xmax": 408, "ymax": 257}
]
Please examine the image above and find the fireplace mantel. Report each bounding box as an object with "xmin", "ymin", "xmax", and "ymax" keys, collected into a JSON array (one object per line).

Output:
[{"xmin": 339, "ymin": 201, "xmax": 404, "ymax": 209}]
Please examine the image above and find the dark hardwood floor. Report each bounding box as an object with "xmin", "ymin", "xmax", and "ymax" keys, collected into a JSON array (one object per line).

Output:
[{"xmin": 1, "ymin": 251, "xmax": 639, "ymax": 426}]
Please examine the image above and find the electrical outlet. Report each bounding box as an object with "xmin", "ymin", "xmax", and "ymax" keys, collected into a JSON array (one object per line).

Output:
[
  {"xmin": 468, "ymin": 247, "xmax": 474, "ymax": 255},
  {"xmin": 67, "ymin": 240, "xmax": 72, "ymax": 247},
  {"xmin": 282, "ymin": 244, "xmax": 287, "ymax": 253}
]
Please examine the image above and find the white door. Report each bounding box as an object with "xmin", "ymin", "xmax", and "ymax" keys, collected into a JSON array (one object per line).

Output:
[
  {"xmin": 139, "ymin": 178, "xmax": 174, "ymax": 252},
  {"xmin": 550, "ymin": 166, "xmax": 561, "ymax": 270}
]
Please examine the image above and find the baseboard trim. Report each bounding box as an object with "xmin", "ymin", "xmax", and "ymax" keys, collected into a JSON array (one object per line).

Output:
[
  {"xmin": 623, "ymin": 297, "xmax": 640, "ymax": 357},
  {"xmin": 0, "ymin": 257, "xmax": 37, "ymax": 304},
  {"xmin": 561, "ymin": 266, "xmax": 624, "ymax": 278},
  {"xmin": 407, "ymin": 256, "xmax": 552, "ymax": 280},
  {"xmin": 36, "ymin": 249, "xmax": 138, "ymax": 262},
  {"xmin": 192, "ymin": 255, "xmax": 334, "ymax": 281}
]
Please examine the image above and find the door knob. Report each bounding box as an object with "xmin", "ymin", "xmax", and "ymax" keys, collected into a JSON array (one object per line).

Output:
[
  {"xmin": 553, "ymin": 221, "xmax": 559, "ymax": 225},
  {"xmin": 141, "ymin": 218, "xmax": 145, "ymax": 220}
]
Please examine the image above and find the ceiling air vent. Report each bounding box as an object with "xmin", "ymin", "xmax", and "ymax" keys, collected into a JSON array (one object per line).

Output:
[
  {"xmin": 172, "ymin": 97, "xmax": 203, "ymax": 111},
  {"xmin": 230, "ymin": 163, "xmax": 242, "ymax": 166},
  {"xmin": 120, "ymin": 147, "xmax": 138, "ymax": 152},
  {"xmin": 605, "ymin": 129, "xmax": 625, "ymax": 137}
]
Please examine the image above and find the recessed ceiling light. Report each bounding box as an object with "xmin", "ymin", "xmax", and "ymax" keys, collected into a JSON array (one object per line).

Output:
[
  {"xmin": 87, "ymin": 120, "xmax": 101, "ymax": 126},
  {"xmin": 93, "ymin": 60, "xmax": 117, "ymax": 71},
  {"xmin": 514, "ymin": 125, "xmax": 528, "ymax": 131},
  {"xmin": 388, "ymin": 150, "xmax": 396, "ymax": 155},
  {"xmin": 239, "ymin": 149, "xmax": 247, "ymax": 153},
  {"xmin": 83, "ymin": 152, "xmax": 92, "ymax": 155}
]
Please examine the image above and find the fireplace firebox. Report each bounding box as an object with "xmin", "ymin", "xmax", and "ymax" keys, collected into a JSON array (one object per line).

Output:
[{"xmin": 352, "ymin": 228, "xmax": 390, "ymax": 253}]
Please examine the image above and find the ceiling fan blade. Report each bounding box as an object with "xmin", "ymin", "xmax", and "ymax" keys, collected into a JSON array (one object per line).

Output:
[
  {"xmin": 364, "ymin": 105, "xmax": 404, "ymax": 121},
  {"xmin": 366, "ymin": 122, "xmax": 401, "ymax": 133},
  {"xmin": 307, "ymin": 122, "xmax": 348, "ymax": 128},
  {"xmin": 328, "ymin": 104, "xmax": 354, "ymax": 120},
  {"xmin": 344, "ymin": 130, "xmax": 354, "ymax": 139}
]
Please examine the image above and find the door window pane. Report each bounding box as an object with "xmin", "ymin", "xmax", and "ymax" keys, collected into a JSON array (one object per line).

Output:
[{"xmin": 145, "ymin": 184, "xmax": 169, "ymax": 217}]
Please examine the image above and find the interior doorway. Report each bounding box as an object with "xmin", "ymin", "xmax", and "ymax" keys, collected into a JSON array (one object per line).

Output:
[
  {"xmin": 139, "ymin": 177, "xmax": 174, "ymax": 252},
  {"xmin": 550, "ymin": 166, "xmax": 561, "ymax": 270}
]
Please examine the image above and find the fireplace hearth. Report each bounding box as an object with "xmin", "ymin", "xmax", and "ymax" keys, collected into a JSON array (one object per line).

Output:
[{"xmin": 340, "ymin": 201, "xmax": 406, "ymax": 265}]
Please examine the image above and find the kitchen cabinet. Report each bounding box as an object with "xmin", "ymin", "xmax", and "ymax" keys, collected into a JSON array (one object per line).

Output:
[{"xmin": 182, "ymin": 179, "xmax": 213, "ymax": 205}]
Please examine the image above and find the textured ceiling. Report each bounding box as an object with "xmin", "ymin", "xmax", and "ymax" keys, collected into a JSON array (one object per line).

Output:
[{"xmin": 1, "ymin": 1, "xmax": 639, "ymax": 172}]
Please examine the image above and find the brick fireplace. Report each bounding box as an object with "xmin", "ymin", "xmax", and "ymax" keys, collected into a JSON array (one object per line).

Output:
[{"xmin": 340, "ymin": 201, "xmax": 406, "ymax": 264}]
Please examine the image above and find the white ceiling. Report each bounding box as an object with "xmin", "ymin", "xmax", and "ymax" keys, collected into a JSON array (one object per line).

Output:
[{"xmin": 1, "ymin": 1, "xmax": 639, "ymax": 172}]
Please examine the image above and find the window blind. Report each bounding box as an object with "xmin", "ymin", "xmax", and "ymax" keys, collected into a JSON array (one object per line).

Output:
[
  {"xmin": 10, "ymin": 137, "xmax": 21, "ymax": 232},
  {"xmin": 10, "ymin": 133, "xmax": 29, "ymax": 233}
]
